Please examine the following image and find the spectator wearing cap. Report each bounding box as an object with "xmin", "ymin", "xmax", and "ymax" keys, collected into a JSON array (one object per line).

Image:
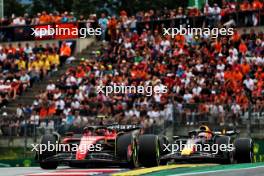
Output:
[{"xmin": 11, "ymin": 78, "xmax": 22, "ymax": 99}]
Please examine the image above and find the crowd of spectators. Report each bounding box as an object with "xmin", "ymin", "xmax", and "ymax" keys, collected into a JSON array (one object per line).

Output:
[
  {"xmin": 0, "ymin": 0, "xmax": 264, "ymax": 27},
  {"xmin": 0, "ymin": 11, "xmax": 78, "ymax": 26},
  {"xmin": 0, "ymin": 41, "xmax": 74, "ymax": 136},
  {"xmin": 0, "ymin": 42, "xmax": 63, "ymax": 105},
  {"xmin": 11, "ymin": 18, "xmax": 263, "ymax": 137},
  {"xmin": 0, "ymin": 1, "xmax": 264, "ymax": 137},
  {"xmin": 132, "ymin": 0, "xmax": 263, "ymax": 20}
]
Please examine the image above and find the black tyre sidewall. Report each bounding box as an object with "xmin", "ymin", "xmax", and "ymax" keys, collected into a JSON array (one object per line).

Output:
[
  {"xmin": 138, "ymin": 134, "xmax": 160, "ymax": 167},
  {"xmin": 215, "ymin": 136, "xmax": 234, "ymax": 164},
  {"xmin": 116, "ymin": 133, "xmax": 138, "ymax": 168},
  {"xmin": 39, "ymin": 134, "xmax": 58, "ymax": 169},
  {"xmin": 234, "ymin": 138, "xmax": 253, "ymax": 163}
]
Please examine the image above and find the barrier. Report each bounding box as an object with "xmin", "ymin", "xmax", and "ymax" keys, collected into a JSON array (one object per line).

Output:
[
  {"xmin": 0, "ymin": 22, "xmax": 95, "ymax": 42},
  {"xmin": 0, "ymin": 159, "xmax": 37, "ymax": 167},
  {"xmin": 1, "ymin": 9, "xmax": 264, "ymax": 42}
]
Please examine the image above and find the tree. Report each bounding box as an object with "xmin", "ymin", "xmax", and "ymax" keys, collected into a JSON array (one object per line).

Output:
[
  {"xmin": 4, "ymin": 0, "xmax": 27, "ymax": 17},
  {"xmin": 31, "ymin": 0, "xmax": 45, "ymax": 15},
  {"xmin": 72, "ymin": 0, "xmax": 102, "ymax": 17},
  {"xmin": 31, "ymin": 0, "xmax": 75, "ymax": 15},
  {"xmin": 114, "ymin": 0, "xmax": 188, "ymax": 15}
]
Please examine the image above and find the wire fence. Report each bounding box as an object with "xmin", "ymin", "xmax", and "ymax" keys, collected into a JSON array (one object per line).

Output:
[{"xmin": 0, "ymin": 102, "xmax": 263, "ymax": 138}]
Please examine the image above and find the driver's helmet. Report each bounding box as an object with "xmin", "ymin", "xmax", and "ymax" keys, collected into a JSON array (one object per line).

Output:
[
  {"xmin": 198, "ymin": 125, "xmax": 212, "ymax": 140},
  {"xmin": 96, "ymin": 128, "xmax": 106, "ymax": 136},
  {"xmin": 83, "ymin": 127, "xmax": 94, "ymax": 136}
]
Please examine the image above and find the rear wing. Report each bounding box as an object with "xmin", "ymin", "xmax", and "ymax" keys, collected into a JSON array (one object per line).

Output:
[
  {"xmin": 82, "ymin": 124, "xmax": 142, "ymax": 134},
  {"xmin": 213, "ymin": 128, "xmax": 240, "ymax": 136},
  {"xmin": 107, "ymin": 124, "xmax": 142, "ymax": 132}
]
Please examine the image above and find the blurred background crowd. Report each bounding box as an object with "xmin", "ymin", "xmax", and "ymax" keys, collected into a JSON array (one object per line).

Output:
[
  {"xmin": 0, "ymin": 0, "xmax": 263, "ymax": 26},
  {"xmin": 0, "ymin": 0, "xmax": 263, "ymax": 137}
]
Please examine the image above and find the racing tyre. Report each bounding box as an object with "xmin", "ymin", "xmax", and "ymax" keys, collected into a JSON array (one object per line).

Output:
[
  {"xmin": 116, "ymin": 133, "xmax": 138, "ymax": 168},
  {"xmin": 159, "ymin": 136, "xmax": 169, "ymax": 165},
  {"xmin": 138, "ymin": 134, "xmax": 160, "ymax": 167},
  {"xmin": 215, "ymin": 136, "xmax": 235, "ymax": 164},
  {"xmin": 38, "ymin": 134, "xmax": 58, "ymax": 169},
  {"xmin": 234, "ymin": 138, "xmax": 253, "ymax": 163}
]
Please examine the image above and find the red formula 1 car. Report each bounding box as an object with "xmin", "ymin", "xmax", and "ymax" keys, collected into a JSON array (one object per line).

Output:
[{"xmin": 35, "ymin": 124, "xmax": 162, "ymax": 169}]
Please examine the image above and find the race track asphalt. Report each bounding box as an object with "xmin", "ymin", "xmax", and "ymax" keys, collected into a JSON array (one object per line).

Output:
[
  {"xmin": 0, "ymin": 167, "xmax": 52, "ymax": 176},
  {"xmin": 0, "ymin": 167, "xmax": 125, "ymax": 176}
]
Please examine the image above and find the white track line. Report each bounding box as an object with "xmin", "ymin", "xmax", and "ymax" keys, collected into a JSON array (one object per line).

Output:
[
  {"xmin": 26, "ymin": 168, "xmax": 124, "ymax": 176},
  {"xmin": 27, "ymin": 172, "xmax": 100, "ymax": 176}
]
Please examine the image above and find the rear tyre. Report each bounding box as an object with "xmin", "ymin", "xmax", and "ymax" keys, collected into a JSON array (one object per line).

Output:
[
  {"xmin": 234, "ymin": 138, "xmax": 253, "ymax": 163},
  {"xmin": 138, "ymin": 134, "xmax": 160, "ymax": 167},
  {"xmin": 116, "ymin": 133, "xmax": 138, "ymax": 168},
  {"xmin": 38, "ymin": 134, "xmax": 58, "ymax": 169},
  {"xmin": 215, "ymin": 136, "xmax": 235, "ymax": 164}
]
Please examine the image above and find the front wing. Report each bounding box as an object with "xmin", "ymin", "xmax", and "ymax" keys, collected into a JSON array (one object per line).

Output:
[
  {"xmin": 160, "ymin": 151, "xmax": 229, "ymax": 163},
  {"xmin": 38, "ymin": 152, "xmax": 128, "ymax": 165}
]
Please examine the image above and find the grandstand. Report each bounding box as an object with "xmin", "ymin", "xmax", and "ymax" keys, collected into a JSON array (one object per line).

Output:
[{"xmin": 0, "ymin": 0, "xmax": 263, "ymax": 139}]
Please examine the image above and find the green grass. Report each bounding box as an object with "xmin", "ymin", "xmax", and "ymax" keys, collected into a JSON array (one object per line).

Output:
[{"xmin": 0, "ymin": 147, "xmax": 34, "ymax": 160}]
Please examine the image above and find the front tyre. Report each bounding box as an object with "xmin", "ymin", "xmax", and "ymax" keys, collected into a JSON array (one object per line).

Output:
[
  {"xmin": 234, "ymin": 138, "xmax": 253, "ymax": 163},
  {"xmin": 116, "ymin": 133, "xmax": 138, "ymax": 168},
  {"xmin": 38, "ymin": 134, "xmax": 58, "ymax": 169}
]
